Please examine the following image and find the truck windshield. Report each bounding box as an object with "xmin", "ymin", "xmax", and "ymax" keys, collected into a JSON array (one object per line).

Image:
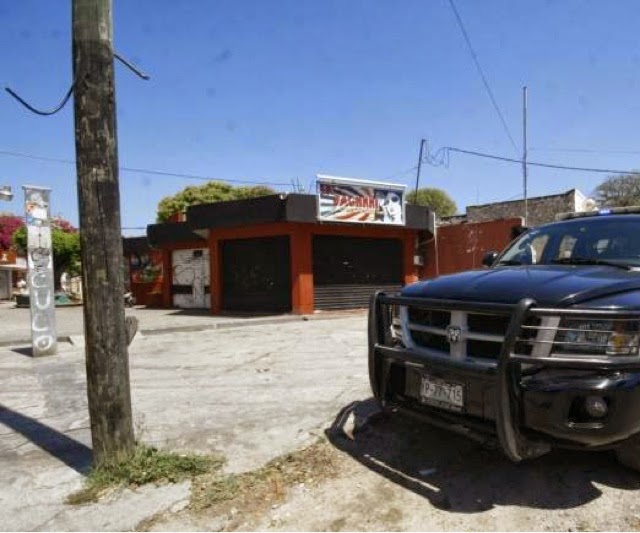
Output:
[{"xmin": 495, "ymin": 217, "xmax": 640, "ymax": 268}]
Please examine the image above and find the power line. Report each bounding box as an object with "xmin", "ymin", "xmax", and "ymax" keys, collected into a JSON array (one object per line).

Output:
[
  {"xmin": 444, "ymin": 146, "xmax": 640, "ymax": 175},
  {"xmin": 0, "ymin": 149, "xmax": 293, "ymax": 187},
  {"xmin": 530, "ymin": 147, "xmax": 640, "ymax": 156},
  {"xmin": 1, "ymin": 147, "xmax": 417, "ymax": 192},
  {"xmin": 0, "ymin": 149, "xmax": 70, "ymax": 165},
  {"xmin": 387, "ymin": 164, "xmax": 419, "ymax": 180},
  {"xmin": 447, "ymin": 0, "xmax": 519, "ymax": 154}
]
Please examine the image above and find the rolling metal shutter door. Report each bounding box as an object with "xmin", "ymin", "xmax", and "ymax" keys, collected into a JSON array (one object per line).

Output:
[
  {"xmin": 313, "ymin": 236, "xmax": 403, "ymax": 310},
  {"xmin": 221, "ymin": 236, "xmax": 291, "ymax": 313}
]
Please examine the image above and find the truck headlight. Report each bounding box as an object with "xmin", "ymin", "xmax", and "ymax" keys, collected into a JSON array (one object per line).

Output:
[
  {"xmin": 607, "ymin": 330, "xmax": 640, "ymax": 355},
  {"xmin": 555, "ymin": 319, "xmax": 640, "ymax": 356}
]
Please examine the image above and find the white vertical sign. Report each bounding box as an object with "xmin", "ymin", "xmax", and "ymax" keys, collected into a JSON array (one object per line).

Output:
[{"xmin": 23, "ymin": 185, "xmax": 57, "ymax": 356}]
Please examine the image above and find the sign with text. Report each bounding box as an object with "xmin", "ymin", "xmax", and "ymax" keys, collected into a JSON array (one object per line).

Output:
[{"xmin": 316, "ymin": 175, "xmax": 406, "ymax": 225}]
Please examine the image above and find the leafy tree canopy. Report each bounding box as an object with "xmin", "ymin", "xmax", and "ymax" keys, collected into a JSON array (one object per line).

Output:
[
  {"xmin": 406, "ymin": 187, "xmax": 458, "ymax": 218},
  {"xmin": 595, "ymin": 173, "xmax": 640, "ymax": 207},
  {"xmin": 12, "ymin": 217, "xmax": 82, "ymax": 283},
  {"xmin": 0, "ymin": 214, "xmax": 24, "ymax": 250},
  {"xmin": 156, "ymin": 181, "xmax": 277, "ymax": 222}
]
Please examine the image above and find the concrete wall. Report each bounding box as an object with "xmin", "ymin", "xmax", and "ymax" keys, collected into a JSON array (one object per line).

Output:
[
  {"xmin": 424, "ymin": 217, "xmax": 524, "ymax": 278},
  {"xmin": 466, "ymin": 189, "xmax": 587, "ymax": 227}
]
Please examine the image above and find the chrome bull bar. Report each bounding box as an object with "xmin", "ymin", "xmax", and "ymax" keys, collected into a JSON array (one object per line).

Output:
[{"xmin": 370, "ymin": 292, "xmax": 640, "ymax": 462}]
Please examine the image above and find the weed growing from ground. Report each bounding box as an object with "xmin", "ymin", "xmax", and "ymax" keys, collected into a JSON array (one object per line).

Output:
[{"xmin": 66, "ymin": 444, "xmax": 224, "ymax": 505}]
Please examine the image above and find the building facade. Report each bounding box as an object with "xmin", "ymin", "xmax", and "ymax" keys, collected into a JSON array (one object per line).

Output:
[
  {"xmin": 0, "ymin": 250, "xmax": 27, "ymax": 300},
  {"xmin": 138, "ymin": 193, "xmax": 434, "ymax": 314}
]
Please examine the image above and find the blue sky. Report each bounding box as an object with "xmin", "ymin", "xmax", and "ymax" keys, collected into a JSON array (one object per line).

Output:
[{"xmin": 2, "ymin": 0, "xmax": 640, "ymax": 234}]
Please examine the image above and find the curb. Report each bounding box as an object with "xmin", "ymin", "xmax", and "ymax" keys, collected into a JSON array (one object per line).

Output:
[
  {"xmin": 0, "ymin": 310, "xmax": 366, "ymax": 348},
  {"xmin": 0, "ymin": 336, "xmax": 72, "ymax": 349}
]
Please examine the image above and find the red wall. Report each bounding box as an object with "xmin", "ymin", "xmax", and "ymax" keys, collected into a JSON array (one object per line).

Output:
[
  {"xmin": 424, "ymin": 217, "xmax": 523, "ymax": 278},
  {"xmin": 208, "ymin": 222, "xmax": 420, "ymax": 315},
  {"xmin": 152, "ymin": 222, "xmax": 422, "ymax": 314}
]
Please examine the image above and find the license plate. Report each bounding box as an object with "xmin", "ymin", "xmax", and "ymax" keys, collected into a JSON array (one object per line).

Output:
[{"xmin": 420, "ymin": 376, "xmax": 464, "ymax": 411}]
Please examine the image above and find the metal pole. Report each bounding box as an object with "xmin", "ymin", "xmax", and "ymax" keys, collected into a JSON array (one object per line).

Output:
[
  {"xmin": 414, "ymin": 138, "xmax": 426, "ymax": 198},
  {"xmin": 522, "ymin": 86, "xmax": 528, "ymax": 226}
]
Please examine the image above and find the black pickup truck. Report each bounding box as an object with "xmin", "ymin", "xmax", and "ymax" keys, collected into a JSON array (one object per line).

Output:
[{"xmin": 369, "ymin": 210, "xmax": 640, "ymax": 470}]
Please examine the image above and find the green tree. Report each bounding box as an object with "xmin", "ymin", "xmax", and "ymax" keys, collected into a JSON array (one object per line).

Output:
[
  {"xmin": 12, "ymin": 218, "xmax": 81, "ymax": 289},
  {"xmin": 406, "ymin": 187, "xmax": 458, "ymax": 217},
  {"xmin": 595, "ymin": 173, "xmax": 640, "ymax": 207},
  {"xmin": 156, "ymin": 181, "xmax": 277, "ymax": 222}
]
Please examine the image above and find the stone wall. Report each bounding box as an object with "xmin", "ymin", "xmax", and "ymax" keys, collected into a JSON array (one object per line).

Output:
[{"xmin": 466, "ymin": 189, "xmax": 586, "ymax": 227}]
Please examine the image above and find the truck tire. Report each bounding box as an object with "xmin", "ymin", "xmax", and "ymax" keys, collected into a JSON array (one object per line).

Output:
[{"xmin": 616, "ymin": 442, "xmax": 640, "ymax": 472}]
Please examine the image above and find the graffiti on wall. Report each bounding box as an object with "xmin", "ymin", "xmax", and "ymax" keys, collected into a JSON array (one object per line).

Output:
[
  {"xmin": 172, "ymin": 249, "xmax": 210, "ymax": 309},
  {"xmin": 24, "ymin": 186, "xmax": 57, "ymax": 356},
  {"xmin": 130, "ymin": 251, "xmax": 163, "ymax": 284}
]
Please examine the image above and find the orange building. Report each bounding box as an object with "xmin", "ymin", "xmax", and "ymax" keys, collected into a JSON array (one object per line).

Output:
[{"xmin": 142, "ymin": 193, "xmax": 434, "ymax": 314}]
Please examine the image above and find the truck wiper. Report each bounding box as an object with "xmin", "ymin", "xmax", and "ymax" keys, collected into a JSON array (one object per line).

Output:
[
  {"xmin": 551, "ymin": 257, "xmax": 632, "ymax": 270},
  {"xmin": 495, "ymin": 259, "xmax": 524, "ymax": 266}
]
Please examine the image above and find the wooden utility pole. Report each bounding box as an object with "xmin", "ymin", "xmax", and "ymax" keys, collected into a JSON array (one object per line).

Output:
[{"xmin": 72, "ymin": 0, "xmax": 135, "ymax": 465}]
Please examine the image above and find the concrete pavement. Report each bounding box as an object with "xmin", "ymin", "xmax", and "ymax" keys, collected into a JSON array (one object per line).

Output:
[{"xmin": 0, "ymin": 315, "xmax": 369, "ymax": 531}]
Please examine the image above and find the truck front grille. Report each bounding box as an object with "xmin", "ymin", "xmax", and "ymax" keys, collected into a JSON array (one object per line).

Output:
[
  {"xmin": 411, "ymin": 330, "xmax": 451, "ymax": 353},
  {"xmin": 403, "ymin": 305, "xmax": 511, "ymax": 360},
  {"xmin": 467, "ymin": 313, "xmax": 510, "ymax": 336}
]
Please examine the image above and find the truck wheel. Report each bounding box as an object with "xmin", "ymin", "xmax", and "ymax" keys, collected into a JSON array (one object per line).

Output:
[{"xmin": 616, "ymin": 442, "xmax": 640, "ymax": 472}]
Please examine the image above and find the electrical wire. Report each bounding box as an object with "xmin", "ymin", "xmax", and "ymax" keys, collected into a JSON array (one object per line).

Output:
[
  {"xmin": 445, "ymin": 146, "xmax": 640, "ymax": 175},
  {"xmin": 530, "ymin": 147, "xmax": 640, "ymax": 156},
  {"xmin": 387, "ymin": 165, "xmax": 419, "ymax": 180},
  {"xmin": 0, "ymin": 149, "xmax": 293, "ymax": 187},
  {"xmin": 5, "ymin": 80, "xmax": 75, "ymax": 116},
  {"xmin": 447, "ymin": 0, "xmax": 519, "ymax": 154}
]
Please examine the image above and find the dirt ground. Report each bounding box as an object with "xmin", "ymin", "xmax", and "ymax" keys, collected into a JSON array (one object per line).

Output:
[{"xmin": 151, "ymin": 399, "xmax": 640, "ymax": 532}]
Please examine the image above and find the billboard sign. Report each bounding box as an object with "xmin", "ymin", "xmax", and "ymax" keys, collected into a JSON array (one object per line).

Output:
[{"xmin": 316, "ymin": 175, "xmax": 406, "ymax": 225}]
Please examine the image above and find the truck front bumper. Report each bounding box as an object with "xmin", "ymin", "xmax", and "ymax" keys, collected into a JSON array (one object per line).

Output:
[{"xmin": 370, "ymin": 293, "xmax": 640, "ymax": 460}]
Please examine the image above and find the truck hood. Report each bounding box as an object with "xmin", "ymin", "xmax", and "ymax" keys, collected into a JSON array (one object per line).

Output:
[{"xmin": 401, "ymin": 265, "xmax": 640, "ymax": 307}]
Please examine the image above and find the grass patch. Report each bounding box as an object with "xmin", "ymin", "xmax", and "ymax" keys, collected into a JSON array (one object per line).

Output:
[
  {"xmin": 190, "ymin": 438, "xmax": 339, "ymax": 512},
  {"xmin": 66, "ymin": 445, "xmax": 224, "ymax": 505}
]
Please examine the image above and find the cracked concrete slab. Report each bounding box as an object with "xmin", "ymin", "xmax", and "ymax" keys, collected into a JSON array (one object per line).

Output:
[{"xmin": 0, "ymin": 314, "xmax": 369, "ymax": 531}]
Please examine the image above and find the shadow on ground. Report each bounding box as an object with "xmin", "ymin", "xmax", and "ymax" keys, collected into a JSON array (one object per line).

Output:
[
  {"xmin": 9, "ymin": 346, "xmax": 33, "ymax": 357},
  {"xmin": 326, "ymin": 399, "xmax": 640, "ymax": 513},
  {"xmin": 0, "ymin": 404, "xmax": 92, "ymax": 474}
]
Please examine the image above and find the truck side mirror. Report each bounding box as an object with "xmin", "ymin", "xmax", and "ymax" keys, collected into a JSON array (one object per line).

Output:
[{"xmin": 482, "ymin": 251, "xmax": 499, "ymax": 268}]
